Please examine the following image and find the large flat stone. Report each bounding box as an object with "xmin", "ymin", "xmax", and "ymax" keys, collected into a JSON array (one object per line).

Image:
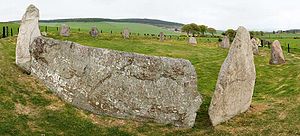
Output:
[{"xmin": 29, "ymin": 37, "xmax": 202, "ymax": 128}]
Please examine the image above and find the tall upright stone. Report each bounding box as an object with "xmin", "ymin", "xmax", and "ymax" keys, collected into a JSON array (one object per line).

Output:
[
  {"xmin": 188, "ymin": 37, "xmax": 197, "ymax": 45},
  {"xmin": 209, "ymin": 26, "xmax": 256, "ymax": 126},
  {"xmin": 251, "ymin": 38, "xmax": 259, "ymax": 55},
  {"xmin": 89, "ymin": 27, "xmax": 99, "ymax": 37},
  {"xmin": 270, "ymin": 40, "xmax": 285, "ymax": 65},
  {"xmin": 60, "ymin": 24, "xmax": 70, "ymax": 37},
  {"xmin": 123, "ymin": 28, "xmax": 130, "ymax": 39},
  {"xmin": 219, "ymin": 36, "xmax": 230, "ymax": 48},
  {"xmin": 16, "ymin": 4, "xmax": 41, "ymax": 73},
  {"xmin": 159, "ymin": 32, "xmax": 164, "ymax": 42}
]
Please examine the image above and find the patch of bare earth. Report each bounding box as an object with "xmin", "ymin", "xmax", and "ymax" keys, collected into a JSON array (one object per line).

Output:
[
  {"xmin": 15, "ymin": 103, "xmax": 31, "ymax": 115},
  {"xmin": 248, "ymin": 103, "xmax": 270, "ymax": 114},
  {"xmin": 46, "ymin": 101, "xmax": 65, "ymax": 111}
]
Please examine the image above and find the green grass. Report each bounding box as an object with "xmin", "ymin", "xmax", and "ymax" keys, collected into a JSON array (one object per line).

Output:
[
  {"xmin": 0, "ymin": 24, "xmax": 299, "ymax": 135},
  {"xmin": 0, "ymin": 21, "xmax": 179, "ymax": 39},
  {"xmin": 39, "ymin": 22, "xmax": 179, "ymax": 35}
]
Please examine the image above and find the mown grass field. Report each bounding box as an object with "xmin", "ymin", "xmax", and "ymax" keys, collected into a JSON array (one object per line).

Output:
[
  {"xmin": 0, "ymin": 23, "xmax": 300, "ymax": 135},
  {"xmin": 40, "ymin": 22, "xmax": 179, "ymax": 35},
  {"xmin": 0, "ymin": 22, "xmax": 179, "ymax": 38}
]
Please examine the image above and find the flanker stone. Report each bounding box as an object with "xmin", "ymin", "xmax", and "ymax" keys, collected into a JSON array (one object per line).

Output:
[{"xmin": 209, "ymin": 26, "xmax": 256, "ymax": 126}]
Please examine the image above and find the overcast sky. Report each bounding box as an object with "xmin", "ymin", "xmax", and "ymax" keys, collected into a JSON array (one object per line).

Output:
[{"xmin": 1, "ymin": 0, "xmax": 300, "ymax": 31}]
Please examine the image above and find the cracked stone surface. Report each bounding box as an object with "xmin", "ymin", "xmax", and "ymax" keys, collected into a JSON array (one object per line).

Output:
[
  {"xmin": 29, "ymin": 36, "xmax": 202, "ymax": 128},
  {"xmin": 16, "ymin": 4, "xmax": 41, "ymax": 73},
  {"xmin": 270, "ymin": 40, "xmax": 285, "ymax": 65},
  {"xmin": 209, "ymin": 26, "xmax": 256, "ymax": 126}
]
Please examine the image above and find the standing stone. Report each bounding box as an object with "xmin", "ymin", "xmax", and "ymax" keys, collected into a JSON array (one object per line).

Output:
[
  {"xmin": 29, "ymin": 36, "xmax": 202, "ymax": 128},
  {"xmin": 188, "ymin": 37, "xmax": 197, "ymax": 45},
  {"xmin": 255, "ymin": 38, "xmax": 262, "ymax": 47},
  {"xmin": 16, "ymin": 4, "xmax": 41, "ymax": 73},
  {"xmin": 251, "ymin": 38, "xmax": 259, "ymax": 55},
  {"xmin": 219, "ymin": 36, "xmax": 230, "ymax": 48},
  {"xmin": 60, "ymin": 24, "xmax": 70, "ymax": 37},
  {"xmin": 209, "ymin": 26, "xmax": 256, "ymax": 126},
  {"xmin": 89, "ymin": 27, "xmax": 99, "ymax": 37},
  {"xmin": 270, "ymin": 40, "xmax": 285, "ymax": 65},
  {"xmin": 123, "ymin": 28, "xmax": 130, "ymax": 39},
  {"xmin": 159, "ymin": 32, "xmax": 164, "ymax": 42}
]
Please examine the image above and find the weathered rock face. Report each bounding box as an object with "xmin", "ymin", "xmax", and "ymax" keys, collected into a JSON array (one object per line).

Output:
[
  {"xmin": 159, "ymin": 32, "xmax": 164, "ymax": 42},
  {"xmin": 189, "ymin": 37, "xmax": 197, "ymax": 45},
  {"xmin": 29, "ymin": 37, "xmax": 202, "ymax": 128},
  {"xmin": 251, "ymin": 38, "xmax": 259, "ymax": 55},
  {"xmin": 89, "ymin": 27, "xmax": 99, "ymax": 37},
  {"xmin": 270, "ymin": 40, "xmax": 285, "ymax": 65},
  {"xmin": 123, "ymin": 28, "xmax": 130, "ymax": 39},
  {"xmin": 255, "ymin": 38, "xmax": 262, "ymax": 47},
  {"xmin": 16, "ymin": 4, "xmax": 41, "ymax": 72},
  {"xmin": 60, "ymin": 24, "xmax": 70, "ymax": 37},
  {"xmin": 209, "ymin": 26, "xmax": 256, "ymax": 126},
  {"xmin": 219, "ymin": 36, "xmax": 230, "ymax": 48}
]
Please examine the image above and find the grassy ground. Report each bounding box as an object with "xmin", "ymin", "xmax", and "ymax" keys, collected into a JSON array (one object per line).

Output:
[
  {"xmin": 0, "ymin": 22, "xmax": 179, "ymax": 39},
  {"xmin": 0, "ymin": 28, "xmax": 300, "ymax": 135},
  {"xmin": 39, "ymin": 22, "xmax": 179, "ymax": 35},
  {"xmin": 0, "ymin": 32, "xmax": 300, "ymax": 136}
]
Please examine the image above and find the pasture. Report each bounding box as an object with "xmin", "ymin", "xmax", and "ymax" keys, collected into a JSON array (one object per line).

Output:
[
  {"xmin": 39, "ymin": 22, "xmax": 179, "ymax": 35},
  {"xmin": 0, "ymin": 22, "xmax": 299, "ymax": 135}
]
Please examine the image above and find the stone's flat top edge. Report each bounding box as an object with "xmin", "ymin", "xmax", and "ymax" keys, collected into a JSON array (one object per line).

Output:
[{"xmin": 34, "ymin": 36, "xmax": 194, "ymax": 64}]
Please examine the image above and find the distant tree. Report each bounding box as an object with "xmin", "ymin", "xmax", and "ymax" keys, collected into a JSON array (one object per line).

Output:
[
  {"xmin": 225, "ymin": 29, "xmax": 236, "ymax": 41},
  {"xmin": 260, "ymin": 31, "xmax": 264, "ymax": 36},
  {"xmin": 199, "ymin": 25, "xmax": 208, "ymax": 36},
  {"xmin": 189, "ymin": 23, "xmax": 200, "ymax": 36},
  {"xmin": 207, "ymin": 27, "xmax": 217, "ymax": 36},
  {"xmin": 272, "ymin": 31, "xmax": 276, "ymax": 34},
  {"xmin": 181, "ymin": 24, "xmax": 192, "ymax": 35},
  {"xmin": 181, "ymin": 23, "xmax": 200, "ymax": 37}
]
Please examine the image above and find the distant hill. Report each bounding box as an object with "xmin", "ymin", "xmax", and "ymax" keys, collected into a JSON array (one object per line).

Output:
[
  {"xmin": 285, "ymin": 29, "xmax": 300, "ymax": 34},
  {"xmin": 39, "ymin": 18, "xmax": 183, "ymax": 29}
]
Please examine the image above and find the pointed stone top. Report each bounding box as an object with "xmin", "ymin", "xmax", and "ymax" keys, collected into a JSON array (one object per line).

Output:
[
  {"xmin": 236, "ymin": 26, "xmax": 250, "ymax": 38},
  {"xmin": 230, "ymin": 26, "xmax": 251, "ymax": 50},
  {"xmin": 23, "ymin": 4, "xmax": 39, "ymax": 20},
  {"xmin": 273, "ymin": 40, "xmax": 280, "ymax": 45},
  {"xmin": 27, "ymin": 4, "xmax": 38, "ymax": 9}
]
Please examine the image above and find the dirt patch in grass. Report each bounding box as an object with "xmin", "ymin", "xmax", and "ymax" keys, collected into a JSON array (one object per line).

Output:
[
  {"xmin": 248, "ymin": 103, "xmax": 270, "ymax": 114},
  {"xmin": 46, "ymin": 101, "xmax": 65, "ymax": 111},
  {"xmin": 15, "ymin": 103, "xmax": 31, "ymax": 115}
]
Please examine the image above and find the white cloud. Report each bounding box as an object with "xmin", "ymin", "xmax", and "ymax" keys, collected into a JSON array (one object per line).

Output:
[{"xmin": 1, "ymin": 0, "xmax": 300, "ymax": 31}]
